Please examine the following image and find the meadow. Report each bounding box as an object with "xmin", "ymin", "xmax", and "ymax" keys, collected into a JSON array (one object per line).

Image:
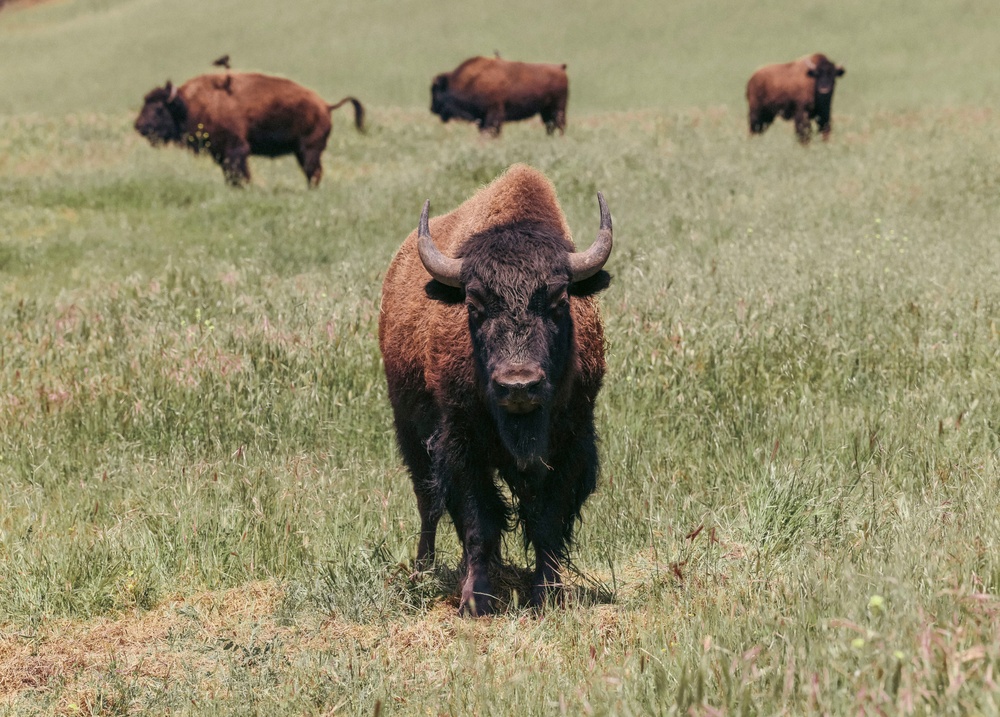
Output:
[{"xmin": 2, "ymin": 0, "xmax": 1000, "ymax": 714}]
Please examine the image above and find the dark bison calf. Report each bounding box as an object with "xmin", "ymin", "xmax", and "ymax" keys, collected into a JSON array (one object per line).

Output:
[
  {"xmin": 746, "ymin": 53, "xmax": 845, "ymax": 144},
  {"xmin": 134, "ymin": 72, "xmax": 364, "ymax": 186},
  {"xmin": 431, "ymin": 56, "xmax": 569, "ymax": 136},
  {"xmin": 379, "ymin": 165, "xmax": 613, "ymax": 615}
]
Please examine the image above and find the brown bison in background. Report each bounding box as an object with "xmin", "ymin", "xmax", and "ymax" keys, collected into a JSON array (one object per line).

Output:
[
  {"xmin": 379, "ymin": 165, "xmax": 613, "ymax": 616},
  {"xmin": 746, "ymin": 53, "xmax": 845, "ymax": 144},
  {"xmin": 430, "ymin": 56, "xmax": 569, "ymax": 136},
  {"xmin": 134, "ymin": 71, "xmax": 364, "ymax": 186}
]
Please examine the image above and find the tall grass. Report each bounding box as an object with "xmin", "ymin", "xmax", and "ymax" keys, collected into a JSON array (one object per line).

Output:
[{"xmin": 1, "ymin": 106, "xmax": 999, "ymax": 714}]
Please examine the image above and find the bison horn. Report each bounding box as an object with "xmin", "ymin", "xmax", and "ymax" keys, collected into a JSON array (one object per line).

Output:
[
  {"xmin": 166, "ymin": 81, "xmax": 178, "ymax": 103},
  {"xmin": 417, "ymin": 200, "xmax": 464, "ymax": 287},
  {"xmin": 569, "ymin": 192, "xmax": 613, "ymax": 282}
]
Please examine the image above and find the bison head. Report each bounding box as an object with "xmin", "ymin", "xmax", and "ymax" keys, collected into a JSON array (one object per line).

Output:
[
  {"xmin": 806, "ymin": 56, "xmax": 845, "ymax": 96},
  {"xmin": 134, "ymin": 81, "xmax": 188, "ymax": 146},
  {"xmin": 429, "ymin": 74, "xmax": 452, "ymax": 121},
  {"xmin": 418, "ymin": 195, "xmax": 612, "ymax": 468}
]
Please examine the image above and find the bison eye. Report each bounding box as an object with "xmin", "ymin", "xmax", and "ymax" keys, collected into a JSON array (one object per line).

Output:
[
  {"xmin": 466, "ymin": 292, "xmax": 486, "ymax": 318},
  {"xmin": 549, "ymin": 290, "xmax": 569, "ymax": 319}
]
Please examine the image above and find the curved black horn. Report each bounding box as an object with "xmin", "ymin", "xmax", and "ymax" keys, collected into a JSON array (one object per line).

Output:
[
  {"xmin": 417, "ymin": 200, "xmax": 463, "ymax": 287},
  {"xmin": 569, "ymin": 192, "xmax": 613, "ymax": 282}
]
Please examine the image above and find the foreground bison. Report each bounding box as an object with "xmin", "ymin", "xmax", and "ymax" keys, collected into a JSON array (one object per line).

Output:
[
  {"xmin": 430, "ymin": 56, "xmax": 569, "ymax": 136},
  {"xmin": 746, "ymin": 53, "xmax": 845, "ymax": 143},
  {"xmin": 379, "ymin": 165, "xmax": 613, "ymax": 615},
  {"xmin": 134, "ymin": 72, "xmax": 364, "ymax": 186}
]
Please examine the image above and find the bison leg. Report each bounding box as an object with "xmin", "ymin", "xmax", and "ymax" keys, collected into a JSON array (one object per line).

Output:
[
  {"xmin": 394, "ymin": 419, "xmax": 442, "ymax": 573},
  {"xmin": 541, "ymin": 102, "xmax": 567, "ymax": 136},
  {"xmin": 219, "ymin": 141, "xmax": 251, "ymax": 186},
  {"xmin": 295, "ymin": 148, "xmax": 324, "ymax": 188},
  {"xmin": 435, "ymin": 432, "xmax": 504, "ymax": 616},
  {"xmin": 748, "ymin": 107, "xmax": 772, "ymax": 135},
  {"xmin": 541, "ymin": 110, "xmax": 565, "ymax": 136},
  {"xmin": 479, "ymin": 107, "xmax": 504, "ymax": 137},
  {"xmin": 517, "ymin": 429, "xmax": 598, "ymax": 609},
  {"xmin": 794, "ymin": 110, "xmax": 813, "ymax": 145},
  {"xmin": 817, "ymin": 113, "xmax": 832, "ymax": 141},
  {"xmin": 453, "ymin": 477, "xmax": 505, "ymax": 616}
]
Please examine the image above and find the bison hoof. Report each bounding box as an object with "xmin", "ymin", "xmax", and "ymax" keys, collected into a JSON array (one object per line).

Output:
[
  {"xmin": 530, "ymin": 584, "xmax": 565, "ymax": 610},
  {"xmin": 459, "ymin": 595, "xmax": 495, "ymax": 617}
]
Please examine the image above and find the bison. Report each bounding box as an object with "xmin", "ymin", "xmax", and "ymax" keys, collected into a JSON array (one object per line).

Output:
[
  {"xmin": 134, "ymin": 71, "xmax": 364, "ymax": 186},
  {"xmin": 378, "ymin": 164, "xmax": 613, "ymax": 616},
  {"xmin": 746, "ymin": 53, "xmax": 845, "ymax": 144},
  {"xmin": 430, "ymin": 56, "xmax": 569, "ymax": 136}
]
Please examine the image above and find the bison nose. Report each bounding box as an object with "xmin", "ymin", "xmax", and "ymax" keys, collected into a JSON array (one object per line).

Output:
[{"xmin": 493, "ymin": 365, "xmax": 546, "ymax": 413}]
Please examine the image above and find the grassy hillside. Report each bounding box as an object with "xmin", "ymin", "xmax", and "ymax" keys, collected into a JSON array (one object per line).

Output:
[
  {"xmin": 1, "ymin": 0, "xmax": 999, "ymax": 115},
  {"xmin": 3, "ymin": 0, "xmax": 1000, "ymax": 715}
]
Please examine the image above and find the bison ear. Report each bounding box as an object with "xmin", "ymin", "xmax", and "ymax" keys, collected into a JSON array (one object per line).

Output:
[
  {"xmin": 569, "ymin": 270, "xmax": 611, "ymax": 297},
  {"xmin": 836, "ymin": 66, "xmax": 845, "ymax": 77}
]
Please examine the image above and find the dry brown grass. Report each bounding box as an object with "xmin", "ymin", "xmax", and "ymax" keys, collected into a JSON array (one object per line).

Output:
[{"xmin": 0, "ymin": 582, "xmax": 285, "ymax": 706}]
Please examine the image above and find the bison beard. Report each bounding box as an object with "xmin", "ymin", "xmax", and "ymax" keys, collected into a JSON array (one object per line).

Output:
[{"xmin": 379, "ymin": 165, "xmax": 612, "ymax": 616}]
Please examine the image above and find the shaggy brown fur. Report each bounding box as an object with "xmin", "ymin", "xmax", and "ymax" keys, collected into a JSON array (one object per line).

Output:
[
  {"xmin": 430, "ymin": 56, "xmax": 569, "ymax": 136},
  {"xmin": 134, "ymin": 72, "xmax": 364, "ymax": 186},
  {"xmin": 746, "ymin": 53, "xmax": 845, "ymax": 144},
  {"xmin": 379, "ymin": 165, "xmax": 610, "ymax": 616}
]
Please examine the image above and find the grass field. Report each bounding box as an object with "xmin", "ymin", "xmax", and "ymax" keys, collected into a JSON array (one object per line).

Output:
[{"xmin": 2, "ymin": 0, "xmax": 1000, "ymax": 715}]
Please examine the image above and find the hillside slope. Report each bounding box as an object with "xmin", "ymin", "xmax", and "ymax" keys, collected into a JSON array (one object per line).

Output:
[{"xmin": 1, "ymin": 0, "xmax": 998, "ymax": 115}]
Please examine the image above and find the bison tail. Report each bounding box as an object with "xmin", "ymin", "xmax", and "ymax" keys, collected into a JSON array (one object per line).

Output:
[{"xmin": 329, "ymin": 96, "xmax": 366, "ymax": 133}]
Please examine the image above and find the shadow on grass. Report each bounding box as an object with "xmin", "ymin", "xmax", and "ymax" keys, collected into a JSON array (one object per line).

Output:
[{"xmin": 412, "ymin": 561, "xmax": 617, "ymax": 616}]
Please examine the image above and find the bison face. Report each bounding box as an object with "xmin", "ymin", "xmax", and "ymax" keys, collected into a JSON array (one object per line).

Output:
[
  {"xmin": 418, "ymin": 196, "xmax": 612, "ymax": 469},
  {"xmin": 807, "ymin": 59, "xmax": 845, "ymax": 96},
  {"xmin": 430, "ymin": 74, "xmax": 452, "ymax": 121},
  {"xmin": 134, "ymin": 82, "xmax": 188, "ymax": 146},
  {"xmin": 462, "ymin": 235, "xmax": 573, "ymax": 465}
]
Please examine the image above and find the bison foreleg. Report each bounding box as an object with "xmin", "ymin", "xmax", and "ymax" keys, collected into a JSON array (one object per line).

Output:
[
  {"xmin": 413, "ymin": 488, "xmax": 441, "ymax": 573},
  {"xmin": 218, "ymin": 140, "xmax": 251, "ymax": 186},
  {"xmin": 480, "ymin": 107, "xmax": 504, "ymax": 137},
  {"xmin": 393, "ymin": 417, "xmax": 442, "ymax": 574},
  {"xmin": 453, "ymin": 480, "xmax": 506, "ymax": 617},
  {"xmin": 817, "ymin": 113, "xmax": 832, "ymax": 141},
  {"xmin": 519, "ymin": 436, "xmax": 598, "ymax": 609},
  {"xmin": 748, "ymin": 108, "xmax": 773, "ymax": 135},
  {"xmin": 437, "ymin": 440, "xmax": 505, "ymax": 616},
  {"xmin": 794, "ymin": 110, "xmax": 813, "ymax": 145}
]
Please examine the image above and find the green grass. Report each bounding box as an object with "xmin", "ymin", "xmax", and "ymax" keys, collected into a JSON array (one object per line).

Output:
[
  {"xmin": 3, "ymin": 0, "xmax": 1000, "ymax": 715},
  {"xmin": 2, "ymin": 0, "xmax": 1000, "ymax": 114}
]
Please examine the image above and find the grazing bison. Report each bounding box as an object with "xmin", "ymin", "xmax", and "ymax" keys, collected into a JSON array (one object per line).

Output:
[
  {"xmin": 378, "ymin": 164, "xmax": 613, "ymax": 616},
  {"xmin": 134, "ymin": 72, "xmax": 364, "ymax": 186},
  {"xmin": 746, "ymin": 53, "xmax": 845, "ymax": 143},
  {"xmin": 430, "ymin": 56, "xmax": 569, "ymax": 136}
]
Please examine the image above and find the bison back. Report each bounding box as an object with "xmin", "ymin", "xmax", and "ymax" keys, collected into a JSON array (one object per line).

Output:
[
  {"xmin": 746, "ymin": 60, "xmax": 814, "ymax": 115},
  {"xmin": 181, "ymin": 72, "xmax": 331, "ymax": 148}
]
